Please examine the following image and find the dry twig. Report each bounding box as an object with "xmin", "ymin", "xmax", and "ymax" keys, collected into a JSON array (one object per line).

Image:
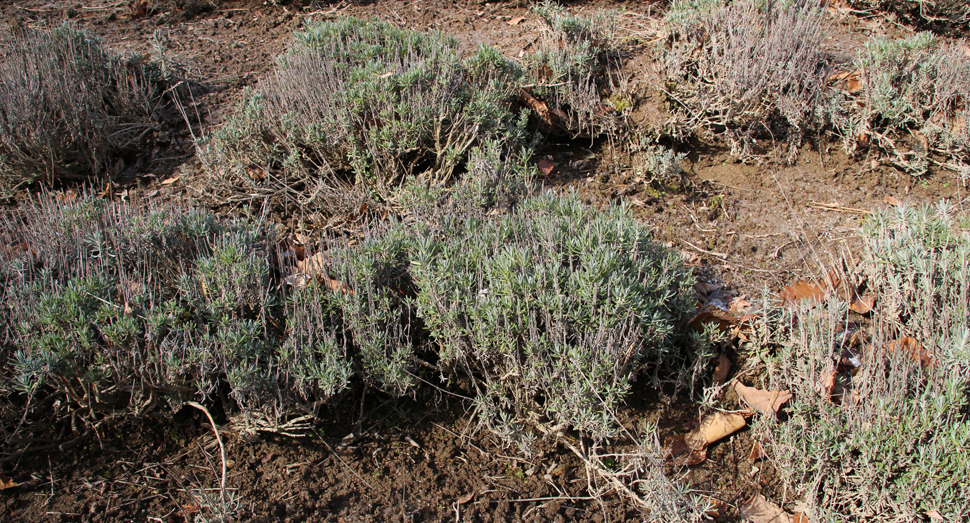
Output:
[
  {"xmin": 807, "ymin": 201, "xmax": 873, "ymax": 215},
  {"xmin": 186, "ymin": 401, "xmax": 227, "ymax": 505}
]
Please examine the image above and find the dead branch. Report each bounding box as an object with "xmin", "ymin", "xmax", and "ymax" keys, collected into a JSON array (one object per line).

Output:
[{"xmin": 518, "ymin": 88, "xmax": 568, "ymax": 134}]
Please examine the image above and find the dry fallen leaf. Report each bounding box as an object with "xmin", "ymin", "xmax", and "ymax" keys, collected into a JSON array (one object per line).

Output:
[
  {"xmin": 507, "ymin": 16, "xmax": 526, "ymax": 26},
  {"xmin": 712, "ymin": 353, "xmax": 731, "ymax": 385},
  {"xmin": 780, "ymin": 280, "xmax": 827, "ymax": 306},
  {"xmin": 297, "ymin": 252, "xmax": 327, "ymax": 276},
  {"xmin": 697, "ymin": 411, "xmax": 746, "ymax": 444},
  {"xmin": 826, "ymin": 70, "xmax": 852, "ymax": 82},
  {"xmin": 740, "ymin": 494, "xmax": 792, "ymax": 523},
  {"xmin": 822, "ymin": 370, "xmax": 838, "ymax": 403},
  {"xmin": 734, "ymin": 381, "xmax": 792, "ymax": 415},
  {"xmin": 883, "ymin": 194, "xmax": 900, "ymax": 206},
  {"xmin": 848, "ymin": 293, "xmax": 876, "ymax": 314},
  {"xmin": 323, "ymin": 277, "xmax": 353, "ymax": 294},
  {"xmin": 537, "ymin": 158, "xmax": 555, "ymax": 176},
  {"xmin": 457, "ymin": 492, "xmax": 475, "ymax": 504},
  {"xmin": 792, "ymin": 512, "xmax": 811, "ymax": 523},
  {"xmin": 284, "ymin": 273, "xmax": 312, "ymax": 288},
  {"xmin": 845, "ymin": 75, "xmax": 863, "ymax": 92},
  {"xmin": 0, "ymin": 472, "xmax": 18, "ymax": 490},
  {"xmin": 886, "ymin": 337, "xmax": 935, "ymax": 369},
  {"xmin": 749, "ymin": 440, "xmax": 765, "ymax": 461},
  {"xmin": 294, "ymin": 253, "xmax": 354, "ymax": 294},
  {"xmin": 664, "ymin": 432, "xmax": 708, "ymax": 466},
  {"xmin": 798, "ymin": 269, "xmax": 874, "ymax": 314},
  {"xmin": 926, "ymin": 509, "xmax": 946, "ymax": 521},
  {"xmin": 822, "ymin": 370, "xmax": 858, "ymax": 405},
  {"xmin": 665, "ymin": 411, "xmax": 746, "ymax": 466},
  {"xmin": 729, "ymin": 312, "xmax": 759, "ymax": 341},
  {"xmin": 129, "ymin": 0, "xmax": 152, "ymax": 19},
  {"xmin": 689, "ymin": 306, "xmax": 739, "ymax": 332},
  {"xmin": 703, "ymin": 497, "xmax": 730, "ymax": 518},
  {"xmin": 56, "ymin": 189, "xmax": 78, "ymax": 203},
  {"xmin": 729, "ymin": 294, "xmax": 753, "ymax": 314},
  {"xmin": 826, "ymin": 70, "xmax": 862, "ymax": 93},
  {"xmin": 694, "ymin": 282, "xmax": 722, "ymax": 294},
  {"xmin": 160, "ymin": 175, "xmax": 180, "ymax": 185}
]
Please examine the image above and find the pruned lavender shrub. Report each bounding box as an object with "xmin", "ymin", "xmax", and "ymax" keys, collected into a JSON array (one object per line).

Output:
[
  {"xmin": 526, "ymin": 1, "xmax": 621, "ymax": 138},
  {"xmin": 662, "ymin": 0, "xmax": 831, "ymax": 162},
  {"xmin": 203, "ymin": 17, "xmax": 523, "ymax": 213},
  {"xmin": 630, "ymin": 138, "xmax": 687, "ymax": 189},
  {"xmin": 410, "ymin": 190, "xmax": 696, "ymax": 447},
  {"xmin": 0, "ymin": 25, "xmax": 173, "ymax": 188},
  {"xmin": 848, "ymin": 0, "xmax": 970, "ymax": 35},
  {"xmin": 2, "ymin": 162, "xmax": 698, "ymax": 449},
  {"xmin": 832, "ymin": 33, "xmax": 970, "ymax": 175},
  {"xmin": 751, "ymin": 203, "xmax": 970, "ymax": 520},
  {"xmin": 0, "ymin": 194, "xmax": 353, "ymax": 430}
]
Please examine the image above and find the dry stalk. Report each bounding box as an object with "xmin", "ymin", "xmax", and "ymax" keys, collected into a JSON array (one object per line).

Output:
[
  {"xmin": 186, "ymin": 401, "xmax": 227, "ymax": 505},
  {"xmin": 533, "ymin": 423, "xmax": 653, "ymax": 514}
]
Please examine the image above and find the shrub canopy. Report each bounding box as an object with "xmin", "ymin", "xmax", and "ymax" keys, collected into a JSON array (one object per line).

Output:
[
  {"xmin": 0, "ymin": 26, "xmax": 171, "ymax": 188},
  {"xmin": 204, "ymin": 17, "xmax": 524, "ymax": 211}
]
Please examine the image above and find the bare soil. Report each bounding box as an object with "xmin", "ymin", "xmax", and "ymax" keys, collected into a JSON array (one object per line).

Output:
[{"xmin": 0, "ymin": 1, "xmax": 964, "ymax": 522}]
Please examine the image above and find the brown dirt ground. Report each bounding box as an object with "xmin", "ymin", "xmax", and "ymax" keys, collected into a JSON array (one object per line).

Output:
[{"xmin": 1, "ymin": 1, "xmax": 966, "ymax": 522}]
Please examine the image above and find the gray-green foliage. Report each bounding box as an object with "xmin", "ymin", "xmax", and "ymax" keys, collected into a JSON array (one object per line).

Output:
[
  {"xmin": 833, "ymin": 33, "xmax": 970, "ymax": 175},
  {"xmin": 527, "ymin": 1, "xmax": 620, "ymax": 137},
  {"xmin": 755, "ymin": 204, "xmax": 970, "ymax": 521},
  {"xmin": 0, "ymin": 25, "xmax": 171, "ymax": 188},
  {"xmin": 282, "ymin": 285, "xmax": 351, "ymax": 404},
  {"xmin": 402, "ymin": 139, "xmax": 536, "ymax": 224},
  {"xmin": 203, "ymin": 17, "xmax": 523, "ymax": 211},
  {"xmin": 0, "ymin": 195, "xmax": 350, "ymax": 426},
  {"xmin": 410, "ymin": 190, "xmax": 695, "ymax": 446},
  {"xmin": 2, "ymin": 162, "xmax": 698, "ymax": 447},
  {"xmin": 631, "ymin": 139, "xmax": 686, "ymax": 188},
  {"xmin": 662, "ymin": 0, "xmax": 829, "ymax": 161},
  {"xmin": 327, "ymin": 225, "xmax": 418, "ymax": 396}
]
